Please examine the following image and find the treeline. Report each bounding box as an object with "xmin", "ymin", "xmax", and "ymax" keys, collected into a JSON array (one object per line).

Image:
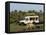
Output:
[{"xmin": 9, "ymin": 10, "xmax": 44, "ymax": 24}]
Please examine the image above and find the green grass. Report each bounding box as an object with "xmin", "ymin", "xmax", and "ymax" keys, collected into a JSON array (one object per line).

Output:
[
  {"xmin": 10, "ymin": 23, "xmax": 26, "ymax": 32},
  {"xmin": 10, "ymin": 23, "xmax": 44, "ymax": 32}
]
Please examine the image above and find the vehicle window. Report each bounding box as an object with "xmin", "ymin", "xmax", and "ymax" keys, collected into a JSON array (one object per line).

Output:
[
  {"xmin": 30, "ymin": 18, "xmax": 33, "ymax": 20},
  {"xmin": 36, "ymin": 18, "xmax": 38, "ymax": 20},
  {"xmin": 30, "ymin": 18, "xmax": 35, "ymax": 20}
]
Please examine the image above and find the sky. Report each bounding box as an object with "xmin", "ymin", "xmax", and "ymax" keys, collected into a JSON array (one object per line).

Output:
[{"xmin": 10, "ymin": 3, "xmax": 44, "ymax": 12}]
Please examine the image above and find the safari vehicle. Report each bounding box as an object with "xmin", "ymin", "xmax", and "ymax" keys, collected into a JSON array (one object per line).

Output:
[{"xmin": 19, "ymin": 16, "xmax": 39, "ymax": 24}]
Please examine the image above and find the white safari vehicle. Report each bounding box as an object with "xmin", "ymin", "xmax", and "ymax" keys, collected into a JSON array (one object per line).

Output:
[{"xmin": 19, "ymin": 16, "xmax": 39, "ymax": 24}]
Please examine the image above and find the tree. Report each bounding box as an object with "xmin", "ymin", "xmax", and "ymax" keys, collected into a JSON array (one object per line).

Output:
[
  {"xmin": 32, "ymin": 10, "xmax": 35, "ymax": 12},
  {"xmin": 40, "ymin": 10, "xmax": 42, "ymax": 13},
  {"xmin": 19, "ymin": 10, "xmax": 22, "ymax": 13},
  {"xmin": 28, "ymin": 10, "xmax": 32, "ymax": 13},
  {"xmin": 14, "ymin": 10, "xmax": 17, "ymax": 13}
]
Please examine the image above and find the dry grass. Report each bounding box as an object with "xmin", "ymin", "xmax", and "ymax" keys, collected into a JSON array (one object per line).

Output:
[{"xmin": 26, "ymin": 23, "xmax": 35, "ymax": 31}]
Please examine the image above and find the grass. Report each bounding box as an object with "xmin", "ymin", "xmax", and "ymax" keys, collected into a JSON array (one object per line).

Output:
[
  {"xmin": 10, "ymin": 22, "xmax": 44, "ymax": 32},
  {"xmin": 10, "ymin": 23, "xmax": 26, "ymax": 32}
]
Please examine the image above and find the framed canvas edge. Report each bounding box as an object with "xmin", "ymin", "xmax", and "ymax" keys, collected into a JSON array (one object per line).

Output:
[{"xmin": 5, "ymin": 1, "xmax": 45, "ymax": 34}]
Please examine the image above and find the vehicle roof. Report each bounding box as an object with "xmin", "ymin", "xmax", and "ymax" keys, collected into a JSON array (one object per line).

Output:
[{"xmin": 25, "ymin": 16, "xmax": 39, "ymax": 18}]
